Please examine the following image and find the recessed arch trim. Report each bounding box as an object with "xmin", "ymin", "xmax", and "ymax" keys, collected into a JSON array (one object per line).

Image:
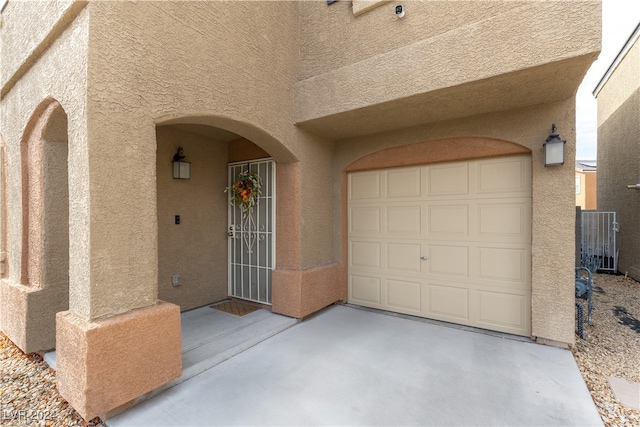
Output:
[
  {"xmin": 20, "ymin": 98, "xmax": 68, "ymax": 287},
  {"xmin": 156, "ymin": 114, "xmax": 298, "ymax": 163},
  {"xmin": 345, "ymin": 137, "xmax": 531, "ymax": 172}
]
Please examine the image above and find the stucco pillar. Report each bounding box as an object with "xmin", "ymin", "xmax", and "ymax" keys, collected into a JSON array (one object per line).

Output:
[
  {"xmin": 530, "ymin": 104, "xmax": 576, "ymax": 345},
  {"xmin": 55, "ymin": 119, "xmax": 181, "ymax": 420},
  {"xmin": 271, "ymin": 162, "xmax": 345, "ymax": 318}
]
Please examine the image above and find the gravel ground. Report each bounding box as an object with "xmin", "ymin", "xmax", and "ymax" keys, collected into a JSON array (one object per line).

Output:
[
  {"xmin": 0, "ymin": 333, "xmax": 102, "ymax": 426},
  {"xmin": 570, "ymin": 272, "xmax": 640, "ymax": 426},
  {"xmin": 0, "ymin": 274, "xmax": 639, "ymax": 426}
]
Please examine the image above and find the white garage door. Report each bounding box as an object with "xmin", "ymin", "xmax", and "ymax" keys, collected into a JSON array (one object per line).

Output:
[{"xmin": 348, "ymin": 155, "xmax": 531, "ymax": 336}]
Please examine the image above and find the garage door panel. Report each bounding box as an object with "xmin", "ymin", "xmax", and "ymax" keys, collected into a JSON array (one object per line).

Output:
[
  {"xmin": 349, "ymin": 172, "xmax": 380, "ymax": 200},
  {"xmin": 387, "ymin": 279, "xmax": 421, "ymax": 312},
  {"xmin": 476, "ymin": 290, "xmax": 527, "ymax": 330},
  {"xmin": 350, "ymin": 241, "xmax": 381, "ymax": 269},
  {"xmin": 427, "ymin": 163, "xmax": 469, "ymax": 197},
  {"xmin": 428, "ymin": 245, "xmax": 469, "ymax": 278},
  {"xmin": 476, "ymin": 157, "xmax": 530, "ymax": 195},
  {"xmin": 478, "ymin": 203, "xmax": 528, "ymax": 238},
  {"xmin": 349, "ymin": 207, "xmax": 381, "ymax": 235},
  {"xmin": 428, "ymin": 205, "xmax": 468, "ymax": 236},
  {"xmin": 348, "ymin": 155, "xmax": 531, "ymax": 337},
  {"xmin": 386, "ymin": 168, "xmax": 421, "ymax": 198},
  {"xmin": 350, "ymin": 275, "xmax": 382, "ymax": 305},
  {"xmin": 425, "ymin": 283, "xmax": 469, "ymax": 320},
  {"xmin": 387, "ymin": 206, "xmax": 421, "ymax": 234},
  {"xmin": 478, "ymin": 247, "xmax": 526, "ymax": 283},
  {"xmin": 387, "ymin": 243, "xmax": 422, "ymax": 272}
]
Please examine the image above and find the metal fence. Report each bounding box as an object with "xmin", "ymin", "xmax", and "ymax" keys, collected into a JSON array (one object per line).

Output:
[{"xmin": 581, "ymin": 211, "xmax": 618, "ymax": 272}]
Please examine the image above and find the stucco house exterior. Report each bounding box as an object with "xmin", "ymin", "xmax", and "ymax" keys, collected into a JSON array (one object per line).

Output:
[
  {"xmin": 576, "ymin": 160, "xmax": 597, "ymax": 210},
  {"xmin": 0, "ymin": 0, "xmax": 600, "ymax": 420},
  {"xmin": 594, "ymin": 22, "xmax": 640, "ymax": 279}
]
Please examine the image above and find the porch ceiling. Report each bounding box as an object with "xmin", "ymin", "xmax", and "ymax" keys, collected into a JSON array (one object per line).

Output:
[{"xmin": 294, "ymin": 55, "xmax": 597, "ymax": 141}]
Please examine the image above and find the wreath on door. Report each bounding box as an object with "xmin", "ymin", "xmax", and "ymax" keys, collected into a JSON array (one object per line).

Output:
[{"xmin": 226, "ymin": 171, "xmax": 262, "ymax": 211}]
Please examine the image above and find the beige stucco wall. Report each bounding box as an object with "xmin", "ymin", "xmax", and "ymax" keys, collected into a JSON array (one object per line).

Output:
[
  {"xmin": 597, "ymin": 39, "xmax": 640, "ymax": 279},
  {"xmin": 597, "ymin": 40, "xmax": 640, "ymax": 125},
  {"xmin": 296, "ymin": 1, "xmax": 600, "ymax": 138},
  {"xmin": 0, "ymin": 0, "xmax": 84, "ymax": 97},
  {"xmin": 576, "ymin": 171, "xmax": 597, "ymax": 210},
  {"xmin": 81, "ymin": 0, "xmax": 337, "ymax": 319},
  {"xmin": 334, "ymin": 99, "xmax": 579, "ymax": 344},
  {"xmin": 0, "ymin": 4, "xmax": 89, "ymax": 350},
  {"xmin": 156, "ymin": 126, "xmax": 228, "ymax": 311},
  {"xmin": 0, "ymin": 0, "xmax": 601, "ymax": 417},
  {"xmin": 0, "ymin": 0, "xmax": 599, "ymax": 327}
]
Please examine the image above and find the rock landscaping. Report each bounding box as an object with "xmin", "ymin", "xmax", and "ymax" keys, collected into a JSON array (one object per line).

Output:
[
  {"xmin": 571, "ymin": 272, "xmax": 640, "ymax": 426},
  {"xmin": 0, "ymin": 333, "xmax": 102, "ymax": 426}
]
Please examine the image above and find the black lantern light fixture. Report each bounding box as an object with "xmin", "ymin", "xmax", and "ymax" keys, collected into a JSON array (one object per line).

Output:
[
  {"xmin": 543, "ymin": 124, "xmax": 566, "ymax": 167},
  {"xmin": 172, "ymin": 147, "xmax": 191, "ymax": 179}
]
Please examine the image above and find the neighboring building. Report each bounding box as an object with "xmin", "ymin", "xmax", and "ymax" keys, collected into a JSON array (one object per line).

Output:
[
  {"xmin": 594, "ymin": 22, "xmax": 640, "ymax": 279},
  {"xmin": 0, "ymin": 0, "xmax": 600, "ymax": 420},
  {"xmin": 576, "ymin": 160, "xmax": 597, "ymax": 210}
]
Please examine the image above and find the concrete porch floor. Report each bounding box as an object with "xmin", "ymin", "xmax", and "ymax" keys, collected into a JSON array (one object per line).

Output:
[
  {"xmin": 152, "ymin": 303, "xmax": 299, "ymax": 398},
  {"xmin": 44, "ymin": 303, "xmax": 298, "ymax": 405},
  {"xmin": 107, "ymin": 304, "xmax": 602, "ymax": 426}
]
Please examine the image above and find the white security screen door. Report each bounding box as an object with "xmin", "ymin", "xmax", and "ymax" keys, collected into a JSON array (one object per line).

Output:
[{"xmin": 228, "ymin": 159, "xmax": 275, "ymax": 304}]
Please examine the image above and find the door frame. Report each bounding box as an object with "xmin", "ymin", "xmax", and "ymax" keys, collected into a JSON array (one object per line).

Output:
[{"xmin": 227, "ymin": 158, "xmax": 276, "ymax": 304}]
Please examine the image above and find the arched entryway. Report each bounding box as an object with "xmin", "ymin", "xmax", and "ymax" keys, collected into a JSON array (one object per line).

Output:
[{"xmin": 154, "ymin": 120, "xmax": 297, "ymax": 313}]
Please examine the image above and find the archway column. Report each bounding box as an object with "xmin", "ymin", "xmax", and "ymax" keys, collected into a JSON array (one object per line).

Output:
[
  {"xmin": 271, "ymin": 162, "xmax": 345, "ymax": 318},
  {"xmin": 55, "ymin": 118, "xmax": 181, "ymax": 420}
]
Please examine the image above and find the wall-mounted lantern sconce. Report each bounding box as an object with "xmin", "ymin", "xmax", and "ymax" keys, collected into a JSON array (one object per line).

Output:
[
  {"xmin": 172, "ymin": 147, "xmax": 191, "ymax": 179},
  {"xmin": 543, "ymin": 124, "xmax": 566, "ymax": 167}
]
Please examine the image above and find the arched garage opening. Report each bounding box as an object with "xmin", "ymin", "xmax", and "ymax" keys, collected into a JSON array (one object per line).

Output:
[{"xmin": 342, "ymin": 137, "xmax": 533, "ymax": 337}]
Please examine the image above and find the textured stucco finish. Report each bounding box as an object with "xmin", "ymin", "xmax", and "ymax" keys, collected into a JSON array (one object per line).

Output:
[
  {"xmin": 0, "ymin": 281, "xmax": 67, "ymax": 352},
  {"xmin": 272, "ymin": 264, "xmax": 345, "ymax": 318},
  {"xmin": 0, "ymin": 5, "xmax": 87, "ymax": 352},
  {"xmin": 596, "ymin": 38, "xmax": 640, "ymax": 279},
  {"xmin": 0, "ymin": 0, "xmax": 82, "ymax": 95},
  {"xmin": 351, "ymin": 0, "xmax": 388, "ymax": 16},
  {"xmin": 334, "ymin": 102, "xmax": 580, "ymax": 344},
  {"xmin": 296, "ymin": 1, "xmax": 600, "ymax": 139},
  {"xmin": 0, "ymin": 0, "xmax": 600, "ymax": 416},
  {"xmin": 83, "ymin": 1, "xmax": 332, "ymax": 318},
  {"xmin": 156, "ymin": 126, "xmax": 228, "ymax": 311},
  {"xmin": 56, "ymin": 302, "xmax": 181, "ymax": 420}
]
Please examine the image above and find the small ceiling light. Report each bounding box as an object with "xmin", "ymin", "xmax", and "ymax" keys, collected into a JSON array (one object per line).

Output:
[
  {"xmin": 544, "ymin": 124, "xmax": 566, "ymax": 167},
  {"xmin": 172, "ymin": 147, "xmax": 191, "ymax": 179}
]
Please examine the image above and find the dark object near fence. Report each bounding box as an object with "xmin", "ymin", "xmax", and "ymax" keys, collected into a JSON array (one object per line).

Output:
[{"xmin": 575, "ymin": 267, "xmax": 594, "ymax": 339}]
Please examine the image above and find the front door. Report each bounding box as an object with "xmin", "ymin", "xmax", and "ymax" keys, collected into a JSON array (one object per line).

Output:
[{"xmin": 228, "ymin": 159, "xmax": 275, "ymax": 304}]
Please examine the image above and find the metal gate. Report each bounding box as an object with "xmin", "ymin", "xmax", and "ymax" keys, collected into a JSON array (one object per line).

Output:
[
  {"xmin": 581, "ymin": 211, "xmax": 618, "ymax": 272},
  {"xmin": 228, "ymin": 159, "xmax": 275, "ymax": 304}
]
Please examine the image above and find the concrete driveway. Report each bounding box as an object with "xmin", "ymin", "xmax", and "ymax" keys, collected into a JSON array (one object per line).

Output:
[{"xmin": 107, "ymin": 305, "xmax": 602, "ymax": 426}]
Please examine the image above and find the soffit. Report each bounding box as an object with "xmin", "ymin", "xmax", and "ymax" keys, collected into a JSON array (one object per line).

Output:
[{"xmin": 296, "ymin": 54, "xmax": 596, "ymax": 141}]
